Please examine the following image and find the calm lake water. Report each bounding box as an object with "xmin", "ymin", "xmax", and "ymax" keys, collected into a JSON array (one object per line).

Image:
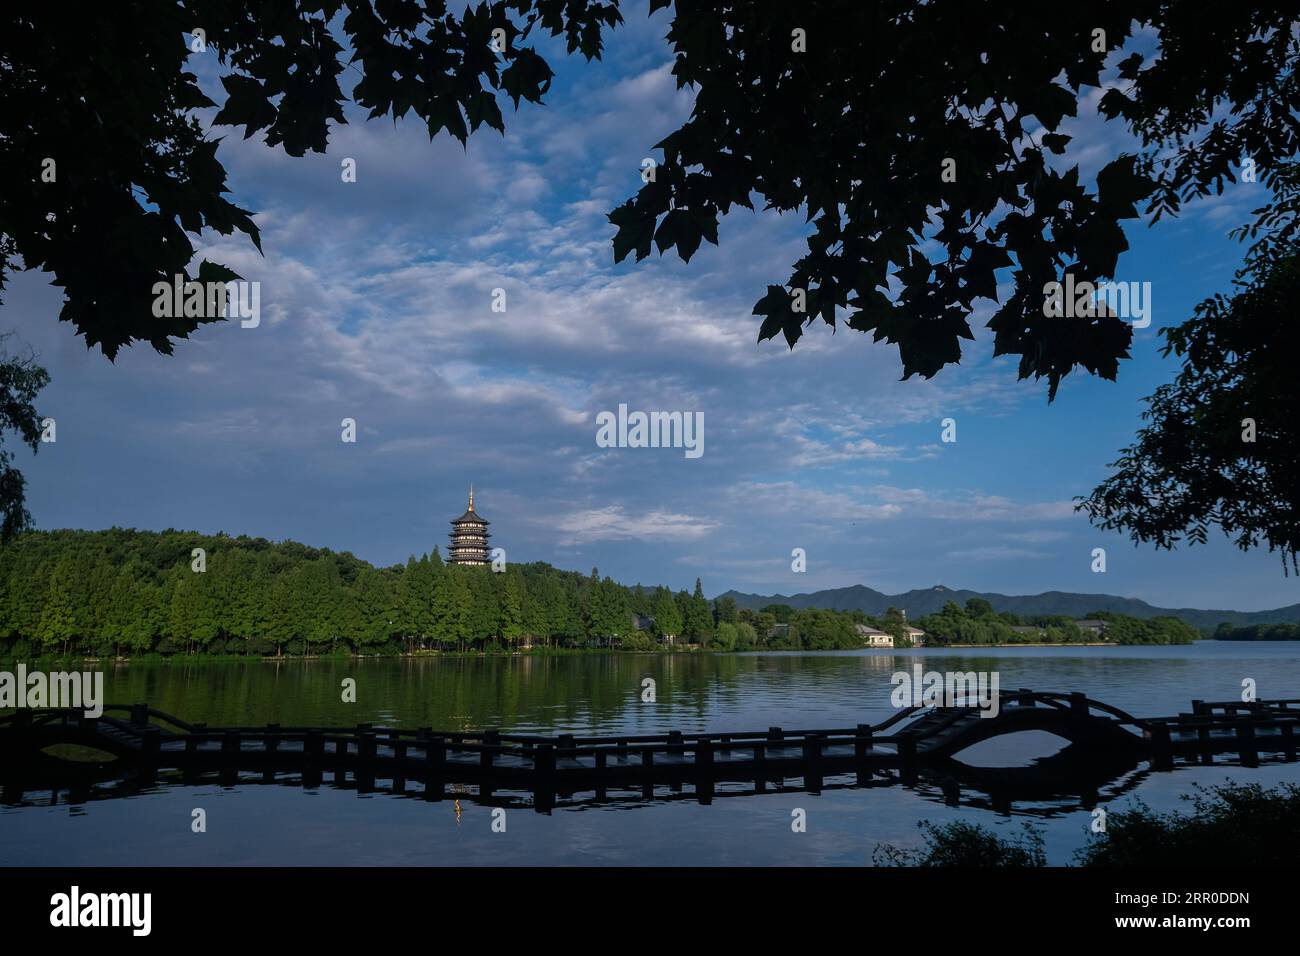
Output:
[{"xmin": 3, "ymin": 642, "xmax": 1299, "ymax": 866}]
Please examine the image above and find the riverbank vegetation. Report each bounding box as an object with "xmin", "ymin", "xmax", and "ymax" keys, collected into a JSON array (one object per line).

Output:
[
  {"xmin": 0, "ymin": 529, "xmax": 1197, "ymax": 658},
  {"xmin": 915, "ymin": 600, "xmax": 1198, "ymax": 646},
  {"xmin": 1214, "ymin": 622, "xmax": 1300, "ymax": 641},
  {"xmin": 874, "ymin": 782, "xmax": 1300, "ymax": 867}
]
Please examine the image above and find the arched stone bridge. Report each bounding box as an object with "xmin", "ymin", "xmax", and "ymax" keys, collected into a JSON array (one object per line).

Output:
[{"xmin": 1, "ymin": 690, "xmax": 1295, "ymax": 810}]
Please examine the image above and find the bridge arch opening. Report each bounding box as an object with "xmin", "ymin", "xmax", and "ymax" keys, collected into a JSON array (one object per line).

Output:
[
  {"xmin": 950, "ymin": 730, "xmax": 1072, "ymax": 768},
  {"xmin": 39, "ymin": 742, "xmax": 123, "ymax": 765}
]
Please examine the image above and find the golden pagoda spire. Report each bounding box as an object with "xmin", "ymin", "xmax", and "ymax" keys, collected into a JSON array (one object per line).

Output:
[{"xmin": 468, "ymin": 484, "xmax": 474, "ymax": 512}]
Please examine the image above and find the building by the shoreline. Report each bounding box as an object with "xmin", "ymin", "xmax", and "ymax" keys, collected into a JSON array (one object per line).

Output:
[
  {"xmin": 855, "ymin": 623, "xmax": 895, "ymax": 647},
  {"xmin": 448, "ymin": 487, "xmax": 491, "ymax": 565}
]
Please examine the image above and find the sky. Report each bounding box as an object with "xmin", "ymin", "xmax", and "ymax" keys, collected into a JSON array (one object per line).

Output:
[{"xmin": 5, "ymin": 6, "xmax": 1298, "ymax": 612}]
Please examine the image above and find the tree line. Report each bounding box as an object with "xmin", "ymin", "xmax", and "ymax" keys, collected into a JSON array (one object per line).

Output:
[
  {"xmin": 1214, "ymin": 622, "xmax": 1300, "ymax": 641},
  {"xmin": 0, "ymin": 529, "xmax": 1201, "ymax": 658},
  {"xmin": 913, "ymin": 599, "xmax": 1198, "ymax": 646},
  {"xmin": 0, "ymin": 529, "xmax": 722, "ymax": 657}
]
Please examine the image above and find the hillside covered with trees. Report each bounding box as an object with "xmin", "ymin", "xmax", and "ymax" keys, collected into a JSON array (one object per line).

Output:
[
  {"xmin": 0, "ymin": 529, "xmax": 717, "ymax": 657},
  {"xmin": 0, "ymin": 530, "xmax": 1201, "ymax": 658}
]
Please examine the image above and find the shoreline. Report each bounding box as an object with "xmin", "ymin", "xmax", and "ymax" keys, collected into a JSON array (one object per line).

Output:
[
  {"xmin": 940, "ymin": 641, "xmax": 1114, "ymax": 648},
  {"xmin": 1, "ymin": 638, "xmax": 1213, "ymax": 665}
]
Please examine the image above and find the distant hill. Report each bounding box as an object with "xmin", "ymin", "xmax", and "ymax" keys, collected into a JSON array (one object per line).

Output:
[{"xmin": 714, "ymin": 584, "xmax": 1300, "ymax": 634}]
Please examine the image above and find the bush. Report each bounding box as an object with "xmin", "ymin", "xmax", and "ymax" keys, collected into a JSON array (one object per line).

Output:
[
  {"xmin": 873, "ymin": 782, "xmax": 1300, "ymax": 867},
  {"xmin": 1076, "ymin": 782, "xmax": 1300, "ymax": 867},
  {"xmin": 619, "ymin": 632, "xmax": 657, "ymax": 652},
  {"xmin": 711, "ymin": 622, "xmax": 738, "ymax": 651},
  {"xmin": 873, "ymin": 820, "xmax": 1046, "ymax": 867}
]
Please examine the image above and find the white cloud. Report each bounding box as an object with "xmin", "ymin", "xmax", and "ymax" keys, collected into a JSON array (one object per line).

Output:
[{"xmin": 550, "ymin": 505, "xmax": 719, "ymax": 545}]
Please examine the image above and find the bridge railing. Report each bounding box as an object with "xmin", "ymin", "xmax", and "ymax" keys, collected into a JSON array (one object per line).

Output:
[{"xmin": 11, "ymin": 694, "xmax": 1299, "ymax": 774}]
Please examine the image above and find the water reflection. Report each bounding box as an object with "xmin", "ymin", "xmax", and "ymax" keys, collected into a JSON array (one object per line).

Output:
[{"xmin": 2, "ymin": 645, "xmax": 1298, "ymax": 865}]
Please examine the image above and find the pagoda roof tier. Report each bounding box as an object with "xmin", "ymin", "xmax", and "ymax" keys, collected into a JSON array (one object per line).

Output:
[{"xmin": 451, "ymin": 511, "xmax": 489, "ymax": 525}]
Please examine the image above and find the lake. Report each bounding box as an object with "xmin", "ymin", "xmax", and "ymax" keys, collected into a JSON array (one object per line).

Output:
[{"xmin": 3, "ymin": 641, "xmax": 1299, "ymax": 865}]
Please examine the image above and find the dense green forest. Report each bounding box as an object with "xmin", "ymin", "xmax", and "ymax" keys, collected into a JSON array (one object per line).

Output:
[
  {"xmin": 0, "ymin": 530, "xmax": 1198, "ymax": 658},
  {"xmin": 1214, "ymin": 622, "xmax": 1300, "ymax": 641},
  {"xmin": 0, "ymin": 529, "xmax": 706, "ymax": 657},
  {"xmin": 915, "ymin": 600, "xmax": 1199, "ymax": 646}
]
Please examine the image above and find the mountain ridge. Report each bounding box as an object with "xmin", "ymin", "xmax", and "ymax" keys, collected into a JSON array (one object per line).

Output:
[{"xmin": 714, "ymin": 584, "xmax": 1300, "ymax": 634}]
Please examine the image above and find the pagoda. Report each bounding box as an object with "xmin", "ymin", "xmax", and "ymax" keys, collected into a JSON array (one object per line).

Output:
[{"xmin": 448, "ymin": 486, "xmax": 491, "ymax": 565}]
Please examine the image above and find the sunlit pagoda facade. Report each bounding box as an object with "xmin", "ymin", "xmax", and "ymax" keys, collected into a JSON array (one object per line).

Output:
[{"xmin": 448, "ymin": 486, "xmax": 491, "ymax": 565}]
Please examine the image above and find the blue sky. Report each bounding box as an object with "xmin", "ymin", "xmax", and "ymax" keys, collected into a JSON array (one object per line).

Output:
[{"xmin": 6, "ymin": 6, "xmax": 1298, "ymax": 612}]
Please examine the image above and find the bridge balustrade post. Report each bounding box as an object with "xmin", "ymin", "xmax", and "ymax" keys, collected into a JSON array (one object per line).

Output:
[
  {"xmin": 1236, "ymin": 724, "xmax": 1259, "ymax": 768},
  {"xmin": 333, "ymin": 737, "xmax": 348, "ymax": 773},
  {"xmin": 695, "ymin": 739, "xmax": 715, "ymax": 805},
  {"xmin": 304, "ymin": 731, "xmax": 324, "ymax": 789},
  {"xmin": 130, "ymin": 704, "xmax": 149, "ymax": 728},
  {"xmin": 220, "ymin": 730, "xmax": 239, "ymax": 786},
  {"xmin": 482, "ymin": 731, "xmax": 500, "ymax": 793},
  {"xmin": 854, "ymin": 724, "xmax": 872, "ymax": 786},
  {"xmin": 357, "ymin": 732, "xmax": 377, "ymax": 792},
  {"xmin": 640, "ymin": 747, "xmax": 654, "ymax": 800},
  {"xmin": 178, "ymin": 729, "xmax": 199, "ymax": 785},
  {"xmin": 1282, "ymin": 723, "xmax": 1296, "ymax": 763},
  {"xmin": 424, "ymin": 736, "xmax": 446, "ymax": 802},
  {"xmin": 261, "ymin": 725, "xmax": 280, "ymax": 784},
  {"xmin": 392, "ymin": 741, "xmax": 408, "ymax": 794},
  {"xmin": 1151, "ymin": 723, "xmax": 1174, "ymax": 771},
  {"xmin": 483, "ymin": 727, "xmax": 500, "ymax": 780},
  {"xmin": 141, "ymin": 726, "xmax": 160, "ymax": 760},
  {"xmin": 595, "ymin": 750, "xmax": 608, "ymax": 801},
  {"xmin": 187, "ymin": 722, "xmax": 207, "ymax": 781},
  {"xmin": 802, "ymin": 735, "xmax": 823, "ymax": 794},
  {"xmin": 1069, "ymin": 693, "xmax": 1087, "ymax": 715},
  {"xmin": 535, "ymin": 743, "xmax": 556, "ymax": 812},
  {"xmin": 1197, "ymin": 724, "xmax": 1213, "ymax": 765},
  {"xmin": 1191, "ymin": 699, "xmax": 1205, "ymax": 716},
  {"xmin": 898, "ymin": 735, "xmax": 917, "ymax": 785},
  {"xmin": 766, "ymin": 727, "xmax": 783, "ymax": 786},
  {"xmin": 666, "ymin": 733, "xmax": 684, "ymax": 794}
]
